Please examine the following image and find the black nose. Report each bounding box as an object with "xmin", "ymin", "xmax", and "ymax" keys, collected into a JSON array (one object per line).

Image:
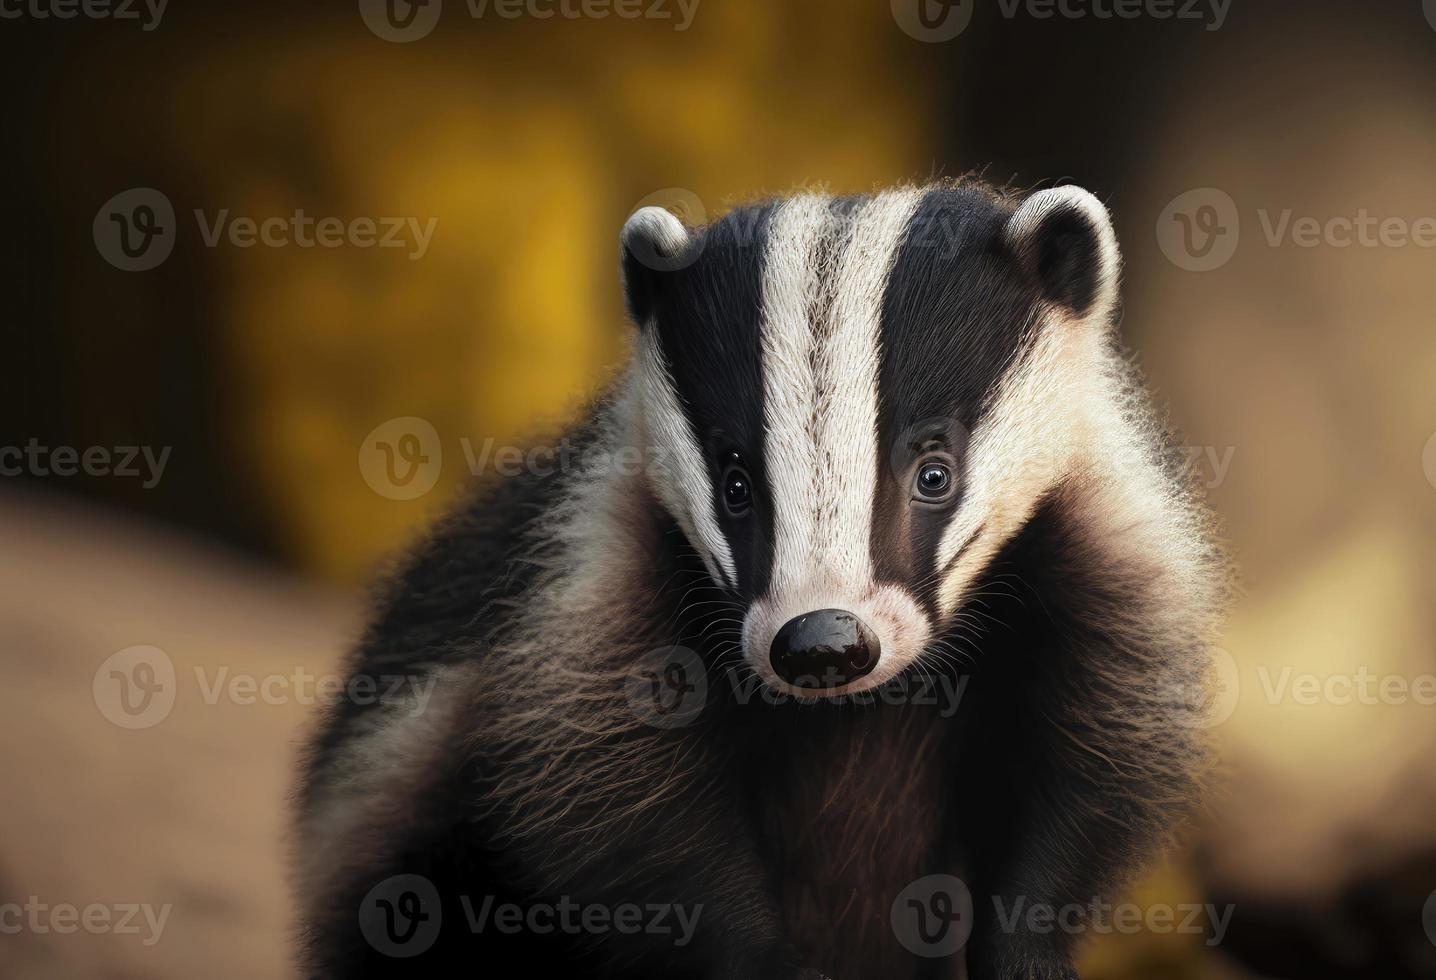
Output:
[{"xmin": 769, "ymin": 609, "xmax": 879, "ymax": 690}]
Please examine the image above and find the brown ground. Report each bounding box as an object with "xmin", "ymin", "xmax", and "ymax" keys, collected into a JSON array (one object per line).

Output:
[{"xmin": 0, "ymin": 490, "xmax": 357, "ymax": 979}]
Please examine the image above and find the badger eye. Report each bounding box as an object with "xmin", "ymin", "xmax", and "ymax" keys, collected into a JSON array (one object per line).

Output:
[
  {"xmin": 914, "ymin": 460, "xmax": 953, "ymax": 501},
  {"xmin": 721, "ymin": 464, "xmax": 752, "ymax": 517}
]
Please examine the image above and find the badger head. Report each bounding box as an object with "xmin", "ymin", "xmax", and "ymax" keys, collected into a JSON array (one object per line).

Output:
[{"xmin": 620, "ymin": 182, "xmax": 1127, "ymax": 699}]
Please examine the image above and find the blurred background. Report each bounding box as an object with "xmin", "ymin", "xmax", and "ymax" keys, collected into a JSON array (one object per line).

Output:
[{"xmin": 3, "ymin": 0, "xmax": 1436, "ymax": 976}]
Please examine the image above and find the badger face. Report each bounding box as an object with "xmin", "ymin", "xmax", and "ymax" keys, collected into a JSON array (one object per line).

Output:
[{"xmin": 622, "ymin": 182, "xmax": 1122, "ymax": 698}]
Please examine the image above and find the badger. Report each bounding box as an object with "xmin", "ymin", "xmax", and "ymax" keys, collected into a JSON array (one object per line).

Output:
[{"xmin": 295, "ymin": 180, "xmax": 1226, "ymax": 980}]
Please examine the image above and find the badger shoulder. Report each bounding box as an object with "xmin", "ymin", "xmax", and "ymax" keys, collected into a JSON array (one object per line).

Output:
[{"xmin": 291, "ymin": 407, "xmax": 601, "ymax": 871}]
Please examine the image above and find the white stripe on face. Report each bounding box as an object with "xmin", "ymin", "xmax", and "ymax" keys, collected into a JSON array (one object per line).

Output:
[
  {"xmin": 636, "ymin": 330, "xmax": 737, "ymax": 589},
  {"xmin": 747, "ymin": 188, "xmax": 931, "ymax": 695},
  {"xmin": 759, "ymin": 194, "xmax": 838, "ymax": 595},
  {"xmin": 933, "ymin": 312, "xmax": 1102, "ymax": 617},
  {"xmin": 762, "ymin": 189, "xmax": 927, "ymax": 599}
]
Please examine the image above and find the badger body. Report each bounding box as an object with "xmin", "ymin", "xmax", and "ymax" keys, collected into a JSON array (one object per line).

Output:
[{"xmin": 295, "ymin": 180, "xmax": 1225, "ymax": 980}]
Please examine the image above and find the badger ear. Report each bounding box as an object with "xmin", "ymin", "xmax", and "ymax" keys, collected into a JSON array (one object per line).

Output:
[
  {"xmin": 1003, "ymin": 185, "xmax": 1121, "ymax": 324},
  {"xmin": 620, "ymin": 206, "xmax": 695, "ymax": 328}
]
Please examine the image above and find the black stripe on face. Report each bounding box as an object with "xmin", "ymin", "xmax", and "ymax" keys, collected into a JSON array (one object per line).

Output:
[
  {"xmin": 648, "ymin": 203, "xmax": 776, "ymax": 598},
  {"xmin": 871, "ymin": 184, "xmax": 1046, "ymax": 612}
]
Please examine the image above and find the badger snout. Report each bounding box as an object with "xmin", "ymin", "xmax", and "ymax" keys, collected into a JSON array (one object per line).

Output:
[{"xmin": 768, "ymin": 608, "xmax": 879, "ymax": 690}]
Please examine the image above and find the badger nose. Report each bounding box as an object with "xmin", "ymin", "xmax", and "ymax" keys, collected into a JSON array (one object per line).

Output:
[{"xmin": 769, "ymin": 609, "xmax": 879, "ymax": 690}]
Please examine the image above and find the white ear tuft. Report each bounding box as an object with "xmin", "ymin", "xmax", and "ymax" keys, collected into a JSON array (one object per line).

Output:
[
  {"xmin": 621, "ymin": 206, "xmax": 693, "ymax": 271},
  {"xmin": 1004, "ymin": 185, "xmax": 1122, "ymax": 324},
  {"xmin": 620, "ymin": 206, "xmax": 699, "ymax": 328}
]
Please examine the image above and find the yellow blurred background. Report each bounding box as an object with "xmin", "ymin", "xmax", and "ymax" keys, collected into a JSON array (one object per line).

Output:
[{"xmin": 3, "ymin": 1, "xmax": 1436, "ymax": 977}]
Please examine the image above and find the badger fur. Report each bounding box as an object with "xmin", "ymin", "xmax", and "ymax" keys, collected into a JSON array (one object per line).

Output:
[{"xmin": 294, "ymin": 180, "xmax": 1226, "ymax": 980}]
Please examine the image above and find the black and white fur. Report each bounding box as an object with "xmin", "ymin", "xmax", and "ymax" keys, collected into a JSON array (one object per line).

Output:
[{"xmin": 294, "ymin": 180, "xmax": 1225, "ymax": 979}]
